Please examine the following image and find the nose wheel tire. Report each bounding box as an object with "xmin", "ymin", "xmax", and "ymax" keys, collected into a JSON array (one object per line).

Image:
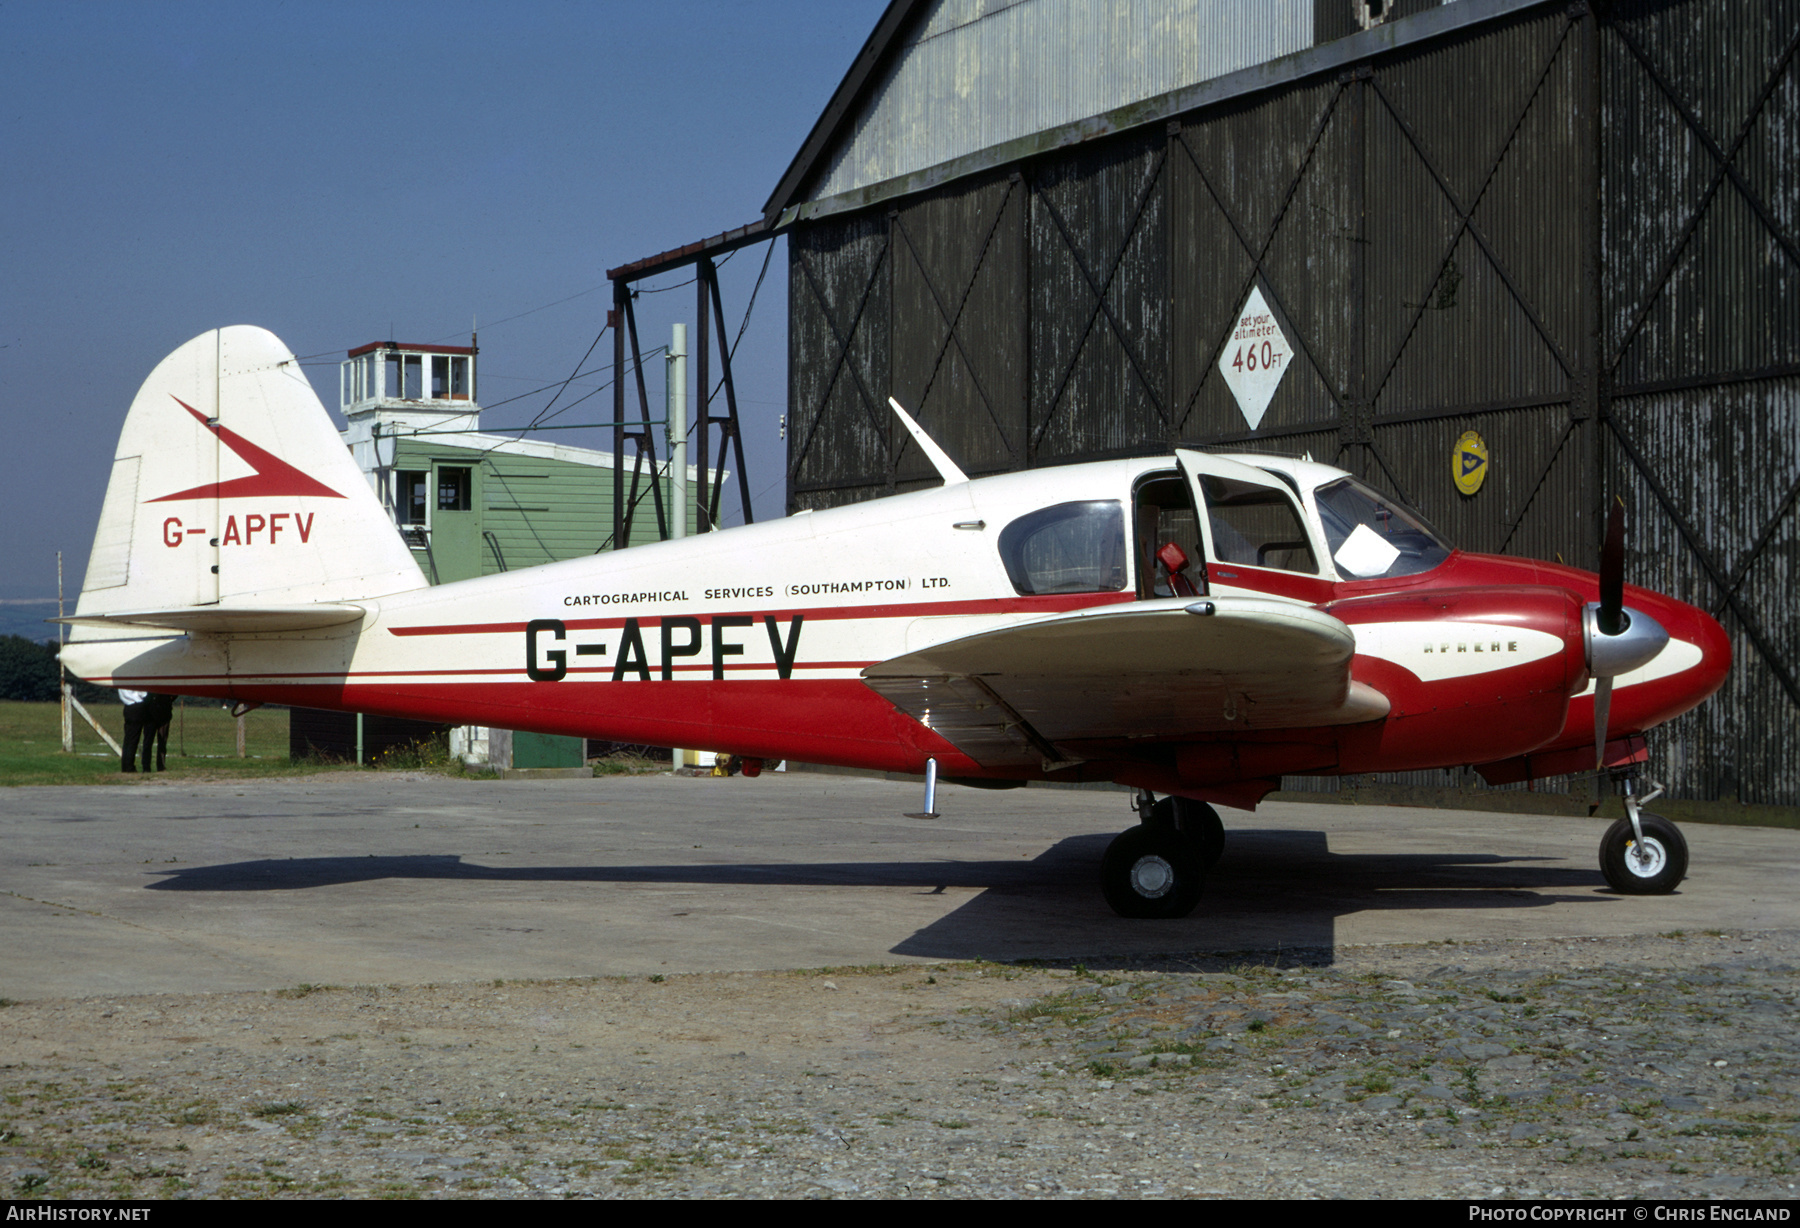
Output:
[
  {"xmin": 1599, "ymin": 812, "xmax": 1687, "ymax": 895},
  {"xmin": 1102, "ymin": 825, "xmax": 1204, "ymax": 919}
]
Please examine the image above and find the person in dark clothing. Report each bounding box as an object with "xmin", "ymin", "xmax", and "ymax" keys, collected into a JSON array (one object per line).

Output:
[
  {"xmin": 145, "ymin": 693, "xmax": 176, "ymax": 771},
  {"xmin": 119, "ymin": 688, "xmax": 148, "ymax": 773}
]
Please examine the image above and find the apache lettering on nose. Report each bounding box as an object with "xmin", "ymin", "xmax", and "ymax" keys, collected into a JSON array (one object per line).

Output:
[{"xmin": 525, "ymin": 615, "xmax": 806, "ymax": 683}]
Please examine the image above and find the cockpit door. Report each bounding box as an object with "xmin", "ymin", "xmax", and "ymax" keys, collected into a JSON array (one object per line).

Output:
[{"xmin": 1174, "ymin": 449, "xmax": 1329, "ymax": 599}]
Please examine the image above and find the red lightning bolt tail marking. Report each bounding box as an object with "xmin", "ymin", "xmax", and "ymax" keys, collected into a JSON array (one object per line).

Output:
[{"xmin": 147, "ymin": 398, "xmax": 345, "ymax": 502}]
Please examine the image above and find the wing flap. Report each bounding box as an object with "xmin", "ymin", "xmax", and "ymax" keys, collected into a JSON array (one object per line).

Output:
[
  {"xmin": 863, "ymin": 597, "xmax": 1387, "ymax": 767},
  {"xmin": 863, "ymin": 674, "xmax": 1043, "ymax": 767}
]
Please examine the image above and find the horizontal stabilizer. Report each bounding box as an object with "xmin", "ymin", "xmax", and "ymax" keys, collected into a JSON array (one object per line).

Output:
[
  {"xmin": 55, "ymin": 604, "xmax": 365, "ymax": 633},
  {"xmin": 864, "ymin": 597, "xmax": 1388, "ymax": 768}
]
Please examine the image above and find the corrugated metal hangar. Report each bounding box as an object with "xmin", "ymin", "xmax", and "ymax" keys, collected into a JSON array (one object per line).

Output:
[{"xmin": 619, "ymin": 0, "xmax": 1799, "ymax": 811}]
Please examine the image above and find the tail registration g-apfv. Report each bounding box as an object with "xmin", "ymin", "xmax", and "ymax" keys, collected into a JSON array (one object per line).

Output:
[{"xmin": 63, "ymin": 327, "xmax": 1729, "ymax": 917}]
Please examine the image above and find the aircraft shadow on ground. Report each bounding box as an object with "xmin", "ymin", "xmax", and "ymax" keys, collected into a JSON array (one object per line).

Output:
[
  {"xmin": 890, "ymin": 828, "xmax": 1610, "ymax": 966},
  {"xmin": 145, "ymin": 826, "xmax": 1613, "ymax": 966}
]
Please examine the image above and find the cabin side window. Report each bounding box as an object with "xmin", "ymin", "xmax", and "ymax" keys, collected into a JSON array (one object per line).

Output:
[{"xmin": 997, "ymin": 501, "xmax": 1127, "ymax": 595}]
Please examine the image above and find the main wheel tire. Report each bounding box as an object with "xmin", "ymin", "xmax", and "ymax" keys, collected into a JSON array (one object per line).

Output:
[
  {"xmin": 1102, "ymin": 825, "xmax": 1204, "ymax": 919},
  {"xmin": 1178, "ymin": 800, "xmax": 1226, "ymax": 870},
  {"xmin": 1149, "ymin": 797, "xmax": 1226, "ymax": 869},
  {"xmin": 1599, "ymin": 812, "xmax": 1688, "ymax": 895}
]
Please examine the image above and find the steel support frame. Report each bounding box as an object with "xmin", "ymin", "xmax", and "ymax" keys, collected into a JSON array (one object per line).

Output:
[
  {"xmin": 608, "ymin": 286, "xmax": 669, "ymax": 551},
  {"xmin": 609, "ymin": 236, "xmax": 769, "ymax": 550},
  {"xmin": 693, "ymin": 256, "xmax": 756, "ymax": 533}
]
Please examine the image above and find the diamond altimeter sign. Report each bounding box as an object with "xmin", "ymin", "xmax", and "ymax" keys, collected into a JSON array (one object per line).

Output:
[{"xmin": 1218, "ymin": 286, "xmax": 1293, "ymax": 431}]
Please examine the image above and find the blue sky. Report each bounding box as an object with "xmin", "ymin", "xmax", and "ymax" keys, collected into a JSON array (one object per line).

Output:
[{"xmin": 0, "ymin": 0, "xmax": 886, "ymax": 621}]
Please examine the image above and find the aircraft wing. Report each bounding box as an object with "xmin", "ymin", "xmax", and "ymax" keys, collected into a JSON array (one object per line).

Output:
[{"xmin": 862, "ymin": 597, "xmax": 1388, "ymax": 769}]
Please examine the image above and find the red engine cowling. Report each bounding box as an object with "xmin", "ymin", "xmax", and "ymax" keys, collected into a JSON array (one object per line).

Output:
[{"xmin": 1329, "ymin": 586, "xmax": 1587, "ymax": 774}]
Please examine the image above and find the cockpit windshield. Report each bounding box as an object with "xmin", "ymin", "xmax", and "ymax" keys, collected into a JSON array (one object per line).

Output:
[{"xmin": 1313, "ymin": 477, "xmax": 1452, "ymax": 579}]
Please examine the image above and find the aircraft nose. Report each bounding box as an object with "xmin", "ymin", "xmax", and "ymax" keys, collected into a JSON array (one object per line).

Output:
[
  {"xmin": 1631, "ymin": 587, "xmax": 1732, "ymax": 711},
  {"xmin": 1688, "ymin": 598, "xmax": 1732, "ymax": 690}
]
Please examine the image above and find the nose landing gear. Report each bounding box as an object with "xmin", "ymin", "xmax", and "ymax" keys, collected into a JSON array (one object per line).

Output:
[{"xmin": 1598, "ymin": 773, "xmax": 1687, "ymax": 895}]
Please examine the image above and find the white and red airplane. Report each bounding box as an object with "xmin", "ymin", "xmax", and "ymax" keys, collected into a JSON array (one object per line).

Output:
[{"xmin": 62, "ymin": 327, "xmax": 1729, "ymax": 917}]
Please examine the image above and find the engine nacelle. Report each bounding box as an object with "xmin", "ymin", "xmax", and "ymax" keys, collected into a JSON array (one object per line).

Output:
[{"xmin": 1330, "ymin": 586, "xmax": 1586, "ymax": 773}]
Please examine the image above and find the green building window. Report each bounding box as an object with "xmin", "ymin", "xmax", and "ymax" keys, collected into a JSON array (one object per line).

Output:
[
  {"xmin": 396, "ymin": 470, "xmax": 429, "ymax": 525},
  {"xmin": 438, "ymin": 467, "xmax": 472, "ymax": 512}
]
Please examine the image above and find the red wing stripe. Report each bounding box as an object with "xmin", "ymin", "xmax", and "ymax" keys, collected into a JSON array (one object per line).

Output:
[
  {"xmin": 387, "ymin": 592, "xmax": 1133, "ymax": 636},
  {"xmin": 113, "ymin": 660, "xmax": 877, "ymax": 684}
]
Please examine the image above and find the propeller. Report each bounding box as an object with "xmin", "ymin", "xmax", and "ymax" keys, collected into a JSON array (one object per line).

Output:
[
  {"xmin": 1583, "ymin": 497, "xmax": 1670, "ymax": 808},
  {"xmin": 1593, "ymin": 500, "xmax": 1625, "ymax": 772}
]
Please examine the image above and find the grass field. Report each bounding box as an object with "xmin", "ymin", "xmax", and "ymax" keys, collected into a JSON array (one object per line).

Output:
[
  {"xmin": 1, "ymin": 701, "xmax": 670, "ymax": 787},
  {"xmin": 0, "ymin": 699, "xmax": 358, "ymax": 786}
]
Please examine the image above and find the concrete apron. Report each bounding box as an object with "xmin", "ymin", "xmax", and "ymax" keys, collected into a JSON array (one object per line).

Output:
[{"xmin": 2, "ymin": 772, "xmax": 1795, "ymax": 999}]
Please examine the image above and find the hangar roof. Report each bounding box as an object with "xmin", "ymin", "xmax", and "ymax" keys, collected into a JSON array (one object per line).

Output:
[{"xmin": 764, "ymin": 0, "xmax": 1553, "ymax": 227}]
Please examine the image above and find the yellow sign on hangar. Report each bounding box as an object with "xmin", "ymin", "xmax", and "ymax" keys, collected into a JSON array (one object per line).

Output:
[{"xmin": 1453, "ymin": 430, "xmax": 1489, "ymax": 495}]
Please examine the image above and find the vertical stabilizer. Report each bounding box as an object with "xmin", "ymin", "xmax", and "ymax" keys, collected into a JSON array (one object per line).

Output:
[{"xmin": 74, "ymin": 327, "xmax": 427, "ymax": 619}]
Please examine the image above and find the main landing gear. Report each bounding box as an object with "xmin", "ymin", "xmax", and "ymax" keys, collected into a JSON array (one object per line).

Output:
[
  {"xmin": 1598, "ymin": 772, "xmax": 1688, "ymax": 895},
  {"xmin": 1100, "ymin": 792, "xmax": 1226, "ymax": 919}
]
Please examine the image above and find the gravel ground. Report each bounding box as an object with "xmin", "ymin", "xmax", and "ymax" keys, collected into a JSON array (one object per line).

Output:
[{"xmin": 2, "ymin": 929, "xmax": 1796, "ymax": 1199}]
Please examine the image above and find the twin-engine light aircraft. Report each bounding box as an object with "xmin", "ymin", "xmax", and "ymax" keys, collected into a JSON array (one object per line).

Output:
[{"xmin": 62, "ymin": 328, "xmax": 1729, "ymax": 918}]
